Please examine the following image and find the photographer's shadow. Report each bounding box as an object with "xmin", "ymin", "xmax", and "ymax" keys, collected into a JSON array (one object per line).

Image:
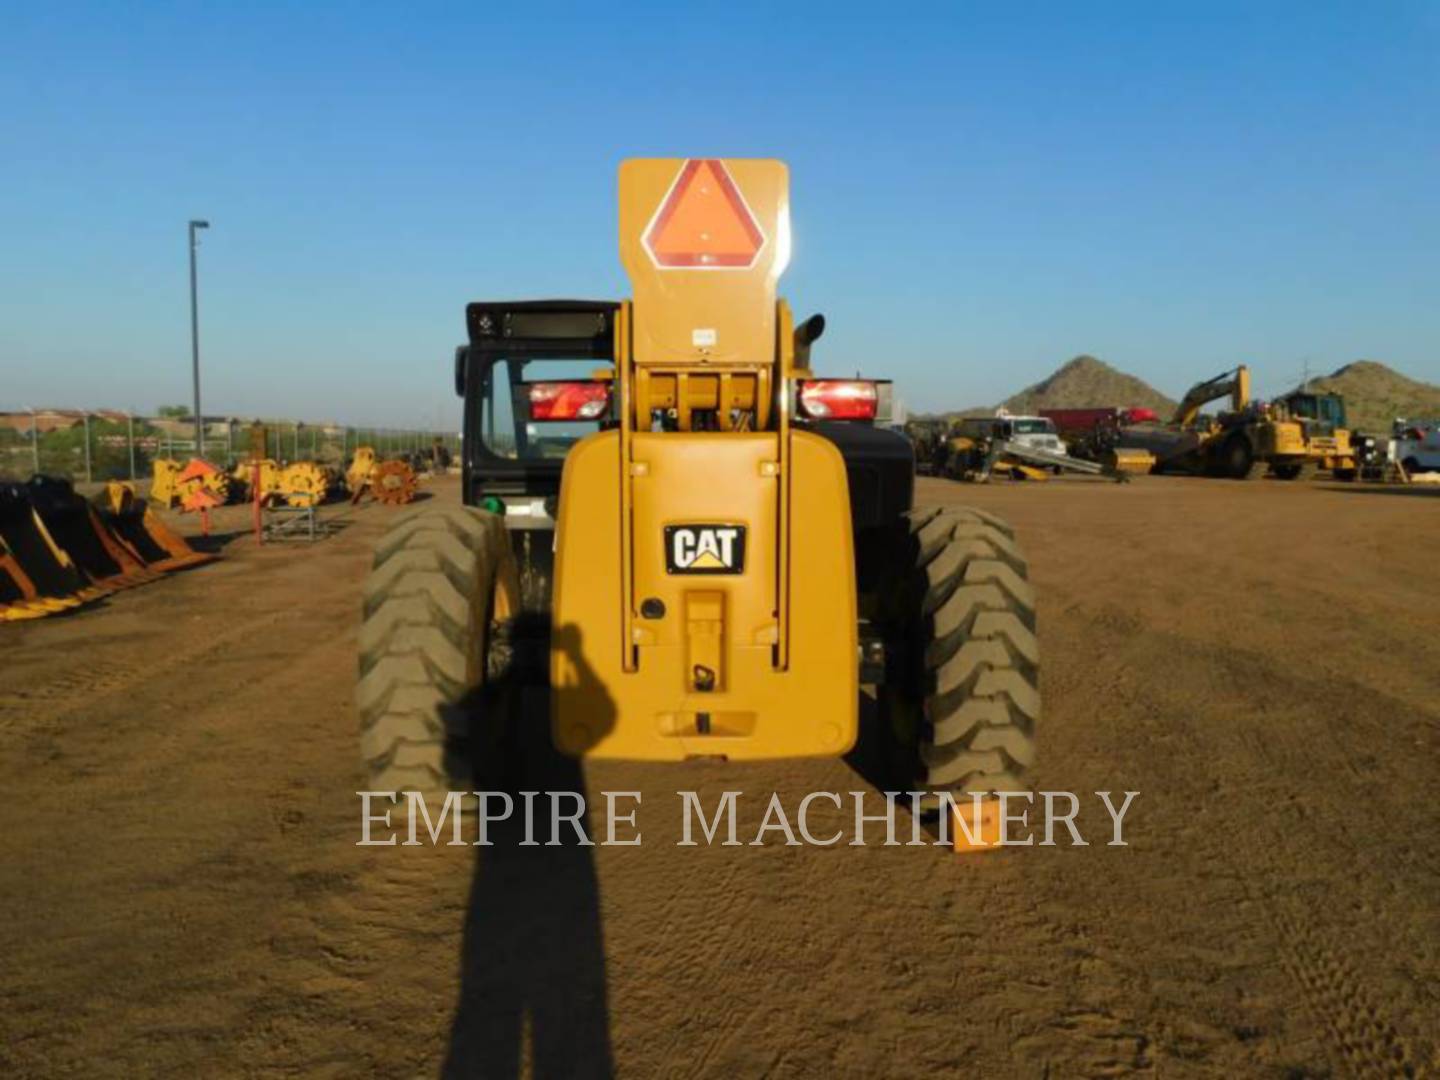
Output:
[{"xmin": 443, "ymin": 623, "xmax": 617, "ymax": 1079}]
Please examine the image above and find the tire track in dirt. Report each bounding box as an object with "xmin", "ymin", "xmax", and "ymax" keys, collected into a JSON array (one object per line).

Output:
[
  {"xmin": 1106, "ymin": 619, "xmax": 1435, "ymax": 1078},
  {"xmin": 0, "ymin": 607, "xmax": 303, "ymax": 736},
  {"xmin": 1227, "ymin": 723, "xmax": 1433, "ymax": 1080},
  {"xmin": 1267, "ymin": 902, "xmax": 1421, "ymax": 1079}
]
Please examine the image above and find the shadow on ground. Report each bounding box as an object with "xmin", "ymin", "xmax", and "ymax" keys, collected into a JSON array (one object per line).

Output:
[{"xmin": 443, "ymin": 624, "xmax": 616, "ymax": 1079}]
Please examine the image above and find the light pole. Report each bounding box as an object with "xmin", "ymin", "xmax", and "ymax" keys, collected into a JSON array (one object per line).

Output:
[{"xmin": 189, "ymin": 219, "xmax": 210, "ymax": 458}]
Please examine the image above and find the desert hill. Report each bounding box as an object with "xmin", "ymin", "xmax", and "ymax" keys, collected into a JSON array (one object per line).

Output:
[
  {"xmin": 1303, "ymin": 361, "xmax": 1440, "ymax": 434},
  {"xmin": 999, "ymin": 355, "xmax": 1176, "ymax": 416}
]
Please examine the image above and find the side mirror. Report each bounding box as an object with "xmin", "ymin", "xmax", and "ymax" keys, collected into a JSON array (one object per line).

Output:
[{"xmin": 453, "ymin": 345, "xmax": 468, "ymax": 398}]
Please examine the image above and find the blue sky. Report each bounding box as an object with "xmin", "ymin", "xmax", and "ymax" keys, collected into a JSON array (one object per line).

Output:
[{"xmin": 2, "ymin": 2, "xmax": 1435, "ymax": 427}]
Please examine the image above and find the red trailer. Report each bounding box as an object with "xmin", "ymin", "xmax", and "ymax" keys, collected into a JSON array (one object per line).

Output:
[{"xmin": 1040, "ymin": 407, "xmax": 1159, "ymax": 438}]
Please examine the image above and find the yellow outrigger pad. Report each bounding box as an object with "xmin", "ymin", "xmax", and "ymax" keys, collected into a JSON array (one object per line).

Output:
[
  {"xmin": 1106, "ymin": 447, "xmax": 1156, "ymax": 474},
  {"xmin": 950, "ymin": 797, "xmax": 1003, "ymax": 853}
]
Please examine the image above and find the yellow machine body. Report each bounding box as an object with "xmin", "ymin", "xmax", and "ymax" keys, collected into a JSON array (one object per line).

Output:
[{"xmin": 550, "ymin": 158, "xmax": 858, "ymax": 761}]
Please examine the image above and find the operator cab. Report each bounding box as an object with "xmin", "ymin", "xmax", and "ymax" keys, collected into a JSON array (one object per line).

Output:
[
  {"xmin": 1282, "ymin": 391, "xmax": 1348, "ymax": 434},
  {"xmin": 455, "ymin": 300, "xmax": 619, "ymax": 511}
]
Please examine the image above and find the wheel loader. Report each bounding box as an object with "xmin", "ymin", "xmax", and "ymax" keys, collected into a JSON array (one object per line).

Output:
[
  {"xmin": 357, "ymin": 158, "xmax": 1037, "ymax": 827},
  {"xmin": 1275, "ymin": 388, "xmax": 1359, "ymax": 479}
]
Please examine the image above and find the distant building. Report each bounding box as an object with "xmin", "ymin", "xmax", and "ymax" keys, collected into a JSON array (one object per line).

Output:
[{"xmin": 0, "ymin": 409, "xmax": 85, "ymax": 435}]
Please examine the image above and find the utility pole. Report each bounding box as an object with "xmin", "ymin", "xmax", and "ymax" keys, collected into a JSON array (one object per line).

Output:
[{"xmin": 189, "ymin": 219, "xmax": 210, "ymax": 458}]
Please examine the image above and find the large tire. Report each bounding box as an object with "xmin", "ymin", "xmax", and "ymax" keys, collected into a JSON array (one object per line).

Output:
[
  {"xmin": 1273, "ymin": 462, "xmax": 1318, "ymax": 482},
  {"xmin": 877, "ymin": 506, "xmax": 1038, "ymax": 801},
  {"xmin": 1220, "ymin": 434, "xmax": 1265, "ymax": 480},
  {"xmin": 356, "ymin": 505, "xmax": 514, "ymax": 796}
]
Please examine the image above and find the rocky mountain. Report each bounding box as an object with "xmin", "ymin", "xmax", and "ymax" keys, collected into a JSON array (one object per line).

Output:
[
  {"xmin": 1303, "ymin": 360, "xmax": 1440, "ymax": 434},
  {"xmin": 998, "ymin": 355, "xmax": 1176, "ymax": 416}
]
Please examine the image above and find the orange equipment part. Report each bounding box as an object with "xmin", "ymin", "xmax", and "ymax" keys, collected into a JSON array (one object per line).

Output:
[
  {"xmin": 370, "ymin": 460, "xmax": 418, "ymax": 505},
  {"xmin": 950, "ymin": 796, "xmax": 1004, "ymax": 853}
]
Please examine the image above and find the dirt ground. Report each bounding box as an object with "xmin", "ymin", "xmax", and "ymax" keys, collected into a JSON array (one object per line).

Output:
[{"xmin": 2, "ymin": 474, "xmax": 1437, "ymax": 1078}]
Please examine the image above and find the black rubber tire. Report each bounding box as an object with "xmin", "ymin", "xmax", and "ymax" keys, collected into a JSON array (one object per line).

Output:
[
  {"xmin": 1222, "ymin": 435, "xmax": 1264, "ymax": 480},
  {"xmin": 356, "ymin": 505, "xmax": 512, "ymax": 796},
  {"xmin": 878, "ymin": 506, "xmax": 1038, "ymax": 799}
]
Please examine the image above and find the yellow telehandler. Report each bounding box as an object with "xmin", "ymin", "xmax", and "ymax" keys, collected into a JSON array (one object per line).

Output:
[{"xmin": 357, "ymin": 159, "xmax": 1038, "ymax": 823}]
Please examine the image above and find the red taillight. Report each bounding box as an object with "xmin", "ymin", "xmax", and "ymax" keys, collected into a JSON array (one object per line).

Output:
[
  {"xmin": 797, "ymin": 380, "xmax": 878, "ymax": 420},
  {"xmin": 526, "ymin": 381, "xmax": 610, "ymax": 421}
]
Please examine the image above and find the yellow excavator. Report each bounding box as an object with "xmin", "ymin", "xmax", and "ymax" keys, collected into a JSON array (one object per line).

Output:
[{"xmin": 1124, "ymin": 365, "xmax": 1348, "ymax": 480}]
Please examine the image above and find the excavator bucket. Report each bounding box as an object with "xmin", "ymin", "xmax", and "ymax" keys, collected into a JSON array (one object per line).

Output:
[
  {"xmin": 0, "ymin": 482, "xmax": 109, "ymax": 616},
  {"xmin": 26, "ymin": 476, "xmax": 164, "ymax": 590},
  {"xmin": 95, "ymin": 482, "xmax": 213, "ymax": 571},
  {"xmin": 0, "ymin": 538, "xmax": 81, "ymax": 620}
]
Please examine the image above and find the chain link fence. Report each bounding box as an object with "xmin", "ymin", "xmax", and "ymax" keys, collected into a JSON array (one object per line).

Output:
[{"xmin": 0, "ymin": 409, "xmax": 459, "ymax": 486}]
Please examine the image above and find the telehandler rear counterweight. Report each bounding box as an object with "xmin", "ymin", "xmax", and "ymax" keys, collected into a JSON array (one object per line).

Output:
[{"xmin": 357, "ymin": 158, "xmax": 1039, "ymax": 836}]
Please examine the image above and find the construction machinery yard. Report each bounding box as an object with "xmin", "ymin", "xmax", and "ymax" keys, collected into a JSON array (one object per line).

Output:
[
  {"xmin": 3, "ymin": 154, "xmax": 1438, "ymax": 1079},
  {"xmin": 8, "ymin": 1, "xmax": 1440, "ymax": 1075},
  {"xmin": 1, "ymin": 472, "xmax": 1435, "ymax": 1076}
]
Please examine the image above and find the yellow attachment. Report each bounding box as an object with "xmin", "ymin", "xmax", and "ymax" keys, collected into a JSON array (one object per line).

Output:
[
  {"xmin": 151, "ymin": 457, "xmax": 232, "ymax": 509},
  {"xmin": 0, "ymin": 539, "xmax": 78, "ymax": 620},
  {"xmin": 993, "ymin": 461, "xmax": 1050, "ymax": 482},
  {"xmin": 230, "ymin": 459, "xmax": 284, "ymax": 503},
  {"xmin": 1106, "ymin": 447, "xmax": 1156, "ymax": 474},
  {"xmin": 279, "ymin": 462, "xmax": 333, "ymax": 508},
  {"xmin": 97, "ymin": 481, "xmax": 213, "ymax": 571},
  {"xmin": 347, "ymin": 446, "xmax": 378, "ymax": 493}
]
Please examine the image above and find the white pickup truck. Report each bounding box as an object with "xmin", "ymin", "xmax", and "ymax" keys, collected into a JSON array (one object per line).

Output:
[
  {"xmin": 954, "ymin": 412, "xmax": 1069, "ymax": 456},
  {"xmin": 1392, "ymin": 420, "xmax": 1440, "ymax": 473}
]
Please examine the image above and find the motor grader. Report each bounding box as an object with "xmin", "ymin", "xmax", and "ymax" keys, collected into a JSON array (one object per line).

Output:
[{"xmin": 357, "ymin": 158, "xmax": 1037, "ymax": 823}]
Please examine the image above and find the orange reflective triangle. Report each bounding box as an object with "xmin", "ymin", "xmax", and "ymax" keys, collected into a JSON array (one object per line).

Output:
[{"xmin": 643, "ymin": 159, "xmax": 765, "ymax": 269}]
